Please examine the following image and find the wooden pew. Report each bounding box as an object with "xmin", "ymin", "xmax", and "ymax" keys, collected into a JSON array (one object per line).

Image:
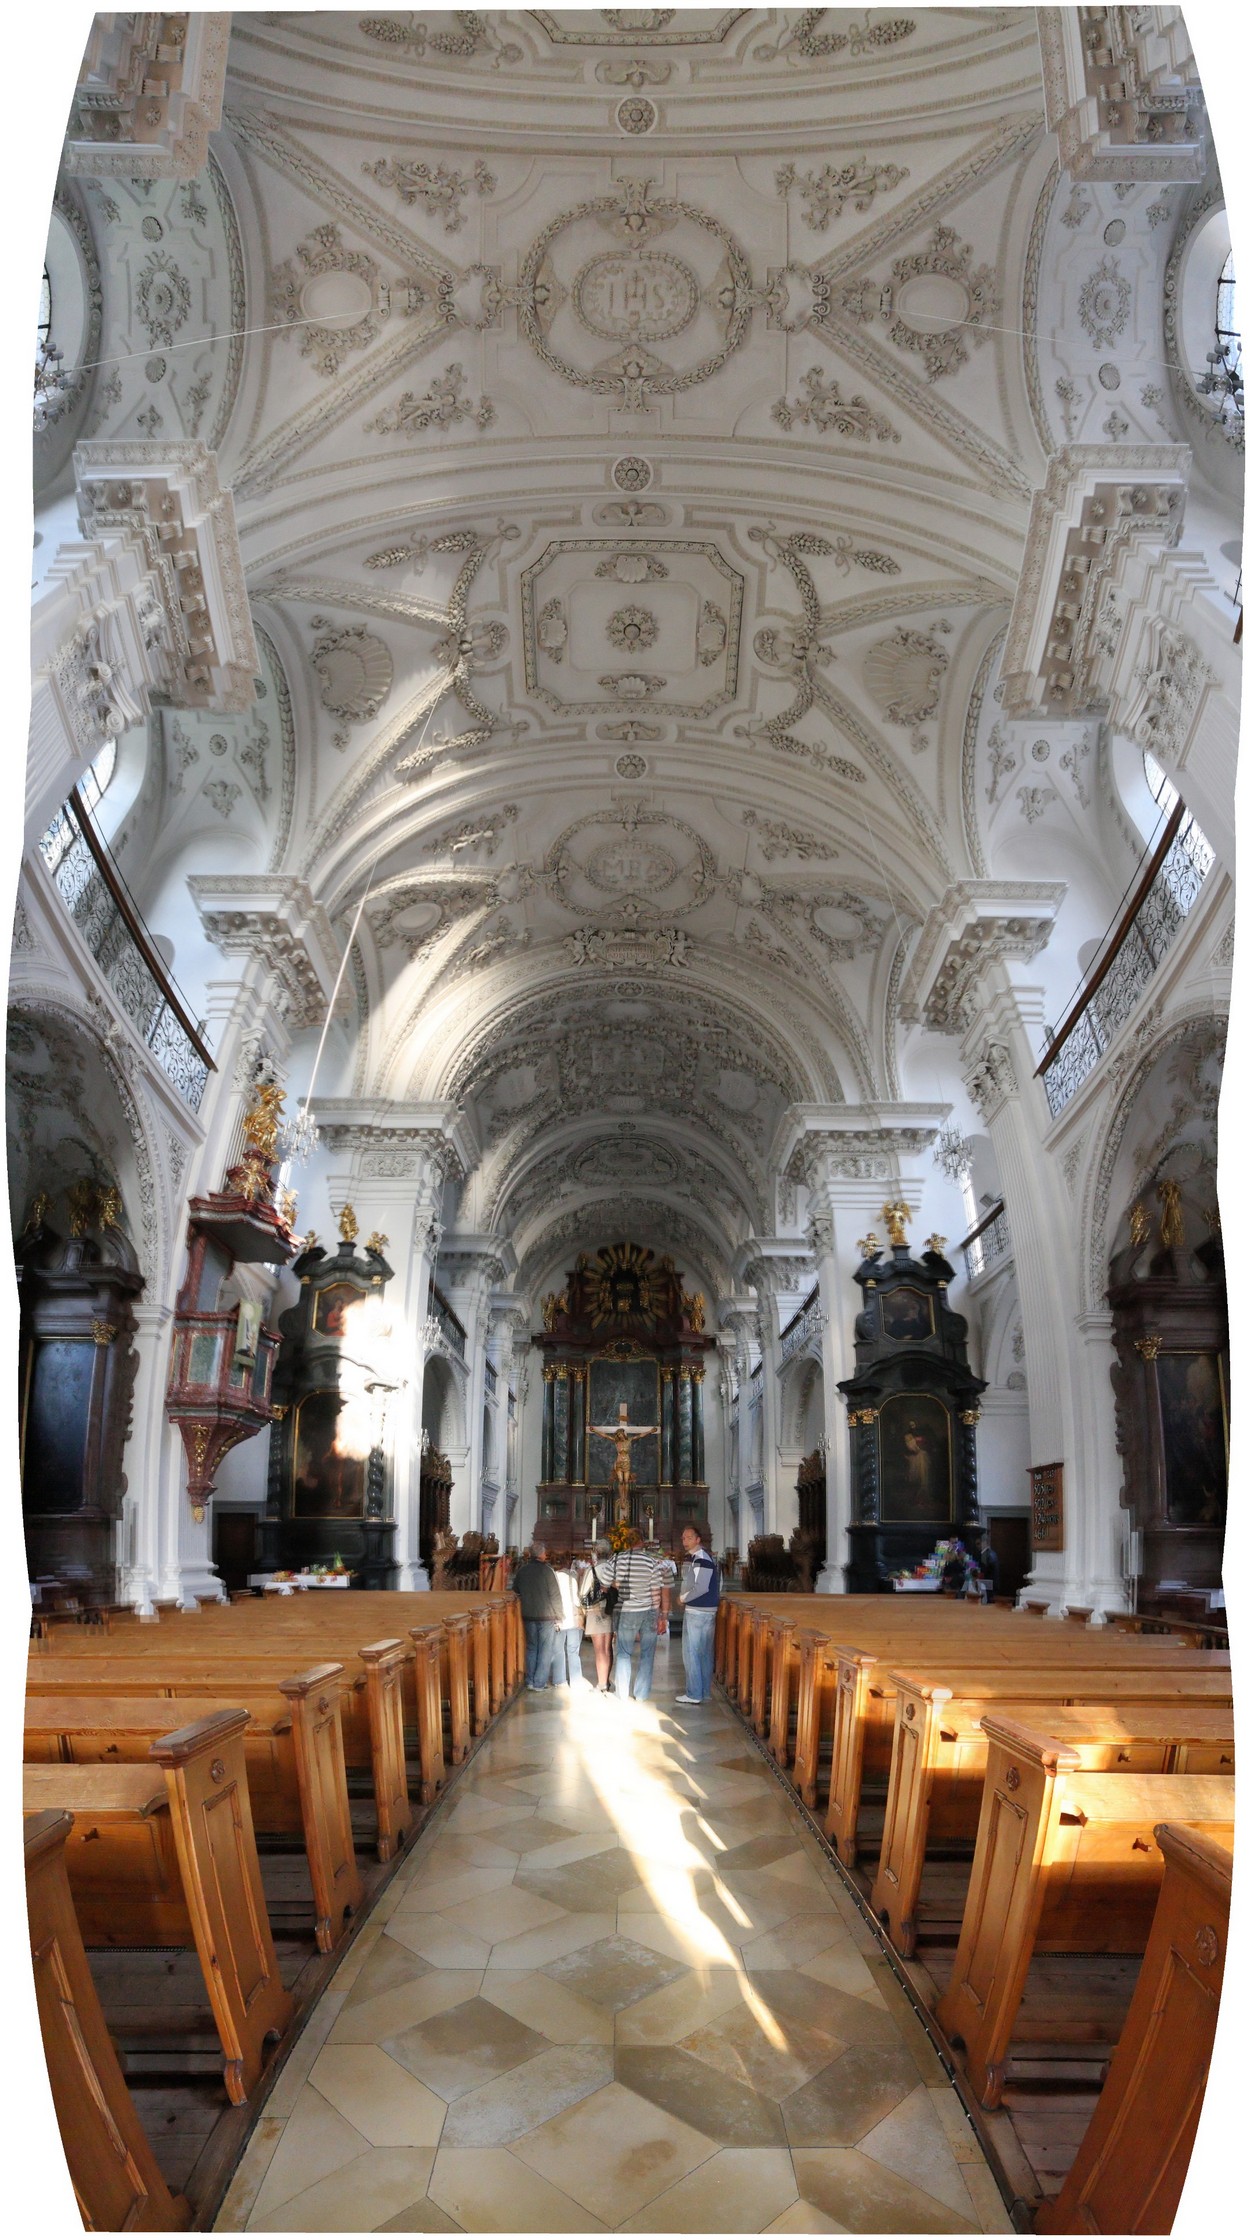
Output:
[
  {"xmin": 766, "ymin": 1615, "xmax": 800, "ymax": 1765},
  {"xmin": 25, "ymin": 1682, "xmax": 364, "ymax": 1954},
  {"xmin": 28, "ymin": 1636, "xmax": 414, "ymax": 1861},
  {"xmin": 26, "ymin": 1808, "xmax": 191, "ymax": 2232},
  {"xmin": 824, "ymin": 1646, "xmax": 1231, "ymax": 1865},
  {"xmin": 1035, "ymin": 1823, "xmax": 1232, "ymax": 2235},
  {"xmin": 934, "ymin": 1716, "xmax": 1233, "ymax": 2108},
  {"xmin": 870, "ymin": 1680, "xmax": 1235, "ymax": 1954},
  {"xmin": 23, "ymin": 1710, "xmax": 295, "ymax": 2105}
]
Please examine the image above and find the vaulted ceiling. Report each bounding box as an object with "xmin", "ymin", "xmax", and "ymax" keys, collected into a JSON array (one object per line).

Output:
[{"xmin": 59, "ymin": 8, "xmax": 1194, "ymax": 1280}]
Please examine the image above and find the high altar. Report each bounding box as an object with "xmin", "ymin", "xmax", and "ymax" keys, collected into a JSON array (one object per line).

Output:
[{"xmin": 533, "ymin": 1241, "xmax": 713, "ymax": 1552}]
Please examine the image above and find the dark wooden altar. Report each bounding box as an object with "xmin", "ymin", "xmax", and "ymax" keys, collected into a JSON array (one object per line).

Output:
[
  {"xmin": 838, "ymin": 1211, "xmax": 986, "ymax": 1592},
  {"xmin": 796, "ymin": 1448, "xmax": 827, "ymax": 1577},
  {"xmin": 533, "ymin": 1240, "xmax": 713, "ymax": 1553},
  {"xmin": 17, "ymin": 1182, "xmax": 143, "ymax": 1606},
  {"xmin": 260, "ymin": 1219, "xmax": 399, "ymax": 1588},
  {"xmin": 1108, "ymin": 1189, "xmax": 1227, "ymax": 1609}
]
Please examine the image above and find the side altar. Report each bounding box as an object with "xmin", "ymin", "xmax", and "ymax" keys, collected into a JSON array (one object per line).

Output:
[
  {"xmin": 838, "ymin": 1202, "xmax": 986, "ymax": 1592},
  {"xmin": 533, "ymin": 1240, "xmax": 713, "ymax": 1553}
]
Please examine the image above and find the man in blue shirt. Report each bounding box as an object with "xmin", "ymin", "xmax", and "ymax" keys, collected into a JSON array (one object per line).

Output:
[{"xmin": 674, "ymin": 1524, "xmax": 719, "ymax": 1705}]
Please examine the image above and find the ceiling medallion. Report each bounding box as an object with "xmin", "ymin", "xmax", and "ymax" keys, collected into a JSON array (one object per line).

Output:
[
  {"xmin": 613, "ymin": 455, "xmax": 653, "ymax": 490},
  {"xmin": 607, "ymin": 604, "xmax": 659, "ymax": 651},
  {"xmin": 518, "ymin": 177, "xmax": 754, "ymax": 407},
  {"xmin": 574, "ymin": 251, "xmax": 696, "ymax": 343},
  {"xmin": 616, "ymin": 96, "xmax": 658, "ymax": 134},
  {"xmin": 615, "ymin": 753, "xmax": 649, "ymax": 776}
]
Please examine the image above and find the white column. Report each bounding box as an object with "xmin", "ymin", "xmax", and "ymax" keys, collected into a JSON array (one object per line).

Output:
[{"xmin": 962, "ymin": 980, "xmax": 1126, "ymax": 1617}]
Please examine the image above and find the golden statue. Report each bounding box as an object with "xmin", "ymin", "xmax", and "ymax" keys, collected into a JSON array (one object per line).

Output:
[
  {"xmin": 366, "ymin": 1230, "xmax": 389, "ymax": 1257},
  {"xmin": 542, "ymin": 1290, "xmax": 567, "ymax": 1331},
  {"xmin": 1129, "ymin": 1200, "xmax": 1151, "ymax": 1249},
  {"xmin": 589, "ymin": 1401, "xmax": 659, "ymax": 1523},
  {"xmin": 1157, "ymin": 1178, "xmax": 1184, "ymax": 1248},
  {"xmin": 682, "ymin": 1289, "xmax": 706, "ymax": 1332},
  {"xmin": 67, "ymin": 1179, "xmax": 96, "ymax": 1237},
  {"xmin": 278, "ymin": 1188, "xmax": 299, "ymax": 1229},
  {"xmin": 242, "ymin": 1079, "xmax": 285, "ymax": 1162},
  {"xmin": 338, "ymin": 1203, "xmax": 359, "ymax": 1244},
  {"xmin": 857, "ymin": 1231, "xmax": 880, "ymax": 1260},
  {"xmin": 24, "ymin": 1191, "xmax": 52, "ymax": 1234},
  {"xmin": 925, "ymin": 1233, "xmax": 947, "ymax": 1256},
  {"xmin": 98, "ymin": 1183, "xmax": 122, "ymax": 1230},
  {"xmin": 881, "ymin": 1199, "xmax": 912, "ymax": 1249}
]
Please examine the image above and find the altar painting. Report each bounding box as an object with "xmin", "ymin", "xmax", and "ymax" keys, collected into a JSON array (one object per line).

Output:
[
  {"xmin": 587, "ymin": 1357, "xmax": 659, "ymax": 1485},
  {"xmin": 879, "ymin": 1392, "xmax": 953, "ymax": 1524},
  {"xmin": 291, "ymin": 1390, "xmax": 368, "ymax": 1517},
  {"xmin": 1158, "ymin": 1350, "xmax": 1228, "ymax": 1525}
]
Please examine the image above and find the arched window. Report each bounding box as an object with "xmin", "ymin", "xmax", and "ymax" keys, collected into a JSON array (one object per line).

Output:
[
  {"xmin": 39, "ymin": 741, "xmax": 118, "ymax": 874},
  {"xmin": 1143, "ymin": 748, "xmax": 1180, "ymax": 820},
  {"xmin": 1215, "ymin": 251, "xmax": 1241, "ymax": 391}
]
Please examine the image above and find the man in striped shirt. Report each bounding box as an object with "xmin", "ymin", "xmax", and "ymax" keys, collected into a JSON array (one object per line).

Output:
[{"xmin": 595, "ymin": 1532, "xmax": 669, "ymax": 1703}]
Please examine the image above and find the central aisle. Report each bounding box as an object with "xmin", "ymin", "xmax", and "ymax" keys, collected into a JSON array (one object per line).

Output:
[{"xmin": 219, "ymin": 1638, "xmax": 1010, "ymax": 2233}]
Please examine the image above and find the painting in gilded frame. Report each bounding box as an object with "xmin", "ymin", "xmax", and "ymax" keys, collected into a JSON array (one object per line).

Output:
[{"xmin": 878, "ymin": 1392, "xmax": 953, "ymax": 1523}]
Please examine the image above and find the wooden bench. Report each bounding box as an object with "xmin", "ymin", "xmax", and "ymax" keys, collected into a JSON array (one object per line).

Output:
[
  {"xmin": 25, "ymin": 1683, "xmax": 364, "ymax": 1956},
  {"xmin": 934, "ymin": 1716, "xmax": 1233, "ymax": 2108},
  {"xmin": 824, "ymin": 1647, "xmax": 1231, "ymax": 1865},
  {"xmin": 26, "ymin": 1808, "xmax": 191, "ymax": 2232},
  {"xmin": 870, "ymin": 1680, "xmax": 1234, "ymax": 1955},
  {"xmin": 23, "ymin": 1709, "xmax": 295, "ymax": 2105},
  {"xmin": 1034, "ymin": 1823, "xmax": 1231, "ymax": 2234},
  {"xmin": 28, "ymin": 1636, "xmax": 415, "ymax": 1862}
]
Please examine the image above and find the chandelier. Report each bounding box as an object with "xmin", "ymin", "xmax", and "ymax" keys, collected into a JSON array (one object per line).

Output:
[
  {"xmin": 34, "ymin": 337, "xmax": 74, "ymax": 433},
  {"xmin": 933, "ymin": 1123, "xmax": 974, "ymax": 1183}
]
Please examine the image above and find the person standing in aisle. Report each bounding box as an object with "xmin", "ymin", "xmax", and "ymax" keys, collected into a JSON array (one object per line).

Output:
[
  {"xmin": 551, "ymin": 1556, "xmax": 587, "ymax": 1687},
  {"xmin": 577, "ymin": 1554, "xmax": 614, "ymax": 1691},
  {"xmin": 513, "ymin": 1540, "xmax": 562, "ymax": 1689},
  {"xmin": 595, "ymin": 1529, "xmax": 668, "ymax": 1703},
  {"xmin": 674, "ymin": 1523, "xmax": 719, "ymax": 1705}
]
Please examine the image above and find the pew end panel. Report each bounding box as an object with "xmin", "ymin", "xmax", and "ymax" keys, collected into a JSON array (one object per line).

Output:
[
  {"xmin": 276, "ymin": 1664, "xmax": 364, "ymax": 1953},
  {"xmin": 1035, "ymin": 1824, "xmax": 1232, "ymax": 2235},
  {"xmin": 148, "ymin": 1709, "xmax": 296, "ymax": 2105},
  {"xmin": 935, "ymin": 1716, "xmax": 1234, "ymax": 2110},
  {"xmin": 25, "ymin": 1810, "xmax": 191, "ymax": 2234}
]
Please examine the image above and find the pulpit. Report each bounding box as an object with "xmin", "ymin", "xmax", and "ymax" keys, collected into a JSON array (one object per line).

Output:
[
  {"xmin": 533, "ymin": 1240, "xmax": 712, "ymax": 1552},
  {"xmin": 838, "ymin": 1206, "xmax": 986, "ymax": 1592}
]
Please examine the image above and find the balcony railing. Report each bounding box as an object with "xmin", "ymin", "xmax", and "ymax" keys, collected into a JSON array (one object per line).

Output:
[
  {"xmin": 959, "ymin": 1199, "xmax": 1011, "ymax": 1284},
  {"xmin": 38, "ymin": 788, "xmax": 214, "ymax": 1111},
  {"xmin": 780, "ymin": 1288, "xmax": 827, "ymax": 1365},
  {"xmin": 428, "ymin": 1284, "xmax": 467, "ymax": 1365},
  {"xmin": 1038, "ymin": 799, "xmax": 1214, "ymax": 1117}
]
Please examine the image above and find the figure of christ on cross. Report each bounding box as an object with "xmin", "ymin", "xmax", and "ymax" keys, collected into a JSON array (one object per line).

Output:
[{"xmin": 589, "ymin": 1400, "xmax": 660, "ymax": 1522}]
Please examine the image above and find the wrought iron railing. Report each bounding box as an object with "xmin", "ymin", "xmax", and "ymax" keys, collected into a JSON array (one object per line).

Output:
[
  {"xmin": 1038, "ymin": 800, "xmax": 1214, "ymax": 1117},
  {"xmin": 959, "ymin": 1199, "xmax": 1011, "ymax": 1283},
  {"xmin": 38, "ymin": 789, "xmax": 214, "ymax": 1111},
  {"xmin": 428, "ymin": 1284, "xmax": 467, "ymax": 1364}
]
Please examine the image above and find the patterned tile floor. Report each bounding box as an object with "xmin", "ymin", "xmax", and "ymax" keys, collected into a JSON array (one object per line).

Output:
[{"xmin": 216, "ymin": 1641, "xmax": 1011, "ymax": 2233}]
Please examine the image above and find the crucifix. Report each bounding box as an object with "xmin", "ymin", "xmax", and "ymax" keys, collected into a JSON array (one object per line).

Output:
[{"xmin": 589, "ymin": 1400, "xmax": 658, "ymax": 1523}]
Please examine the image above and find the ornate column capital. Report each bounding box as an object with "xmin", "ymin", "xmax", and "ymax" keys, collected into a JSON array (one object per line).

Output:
[
  {"xmin": 774, "ymin": 1102, "xmax": 950, "ymax": 1187},
  {"xmin": 190, "ymin": 875, "xmax": 340, "ymax": 1030},
  {"xmin": 310, "ymin": 1100, "xmax": 475, "ymax": 1184},
  {"xmin": 999, "ymin": 444, "xmax": 1189, "ymax": 720},
  {"xmin": 1037, "ymin": 8, "xmax": 1204, "ymax": 185},
  {"xmin": 73, "ymin": 440, "xmax": 258, "ymax": 710},
  {"xmin": 899, "ymin": 884, "xmax": 1064, "ymax": 1037}
]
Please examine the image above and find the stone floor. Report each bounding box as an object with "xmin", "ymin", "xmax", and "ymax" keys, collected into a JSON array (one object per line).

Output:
[{"xmin": 216, "ymin": 1639, "xmax": 1012, "ymax": 2233}]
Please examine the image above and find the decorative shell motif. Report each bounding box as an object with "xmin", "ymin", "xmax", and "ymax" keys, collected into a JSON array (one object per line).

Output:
[
  {"xmin": 310, "ymin": 620, "xmax": 394, "ymax": 725},
  {"xmin": 862, "ymin": 627, "xmax": 949, "ymax": 731}
]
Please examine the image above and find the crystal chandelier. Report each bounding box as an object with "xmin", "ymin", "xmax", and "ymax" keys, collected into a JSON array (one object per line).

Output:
[
  {"xmin": 933, "ymin": 1124, "xmax": 974, "ymax": 1183},
  {"xmin": 33, "ymin": 337, "xmax": 73, "ymax": 432}
]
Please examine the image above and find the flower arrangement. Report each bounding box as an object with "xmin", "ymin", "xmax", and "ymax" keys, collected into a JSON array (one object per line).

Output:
[{"xmin": 606, "ymin": 1520, "xmax": 634, "ymax": 1554}]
